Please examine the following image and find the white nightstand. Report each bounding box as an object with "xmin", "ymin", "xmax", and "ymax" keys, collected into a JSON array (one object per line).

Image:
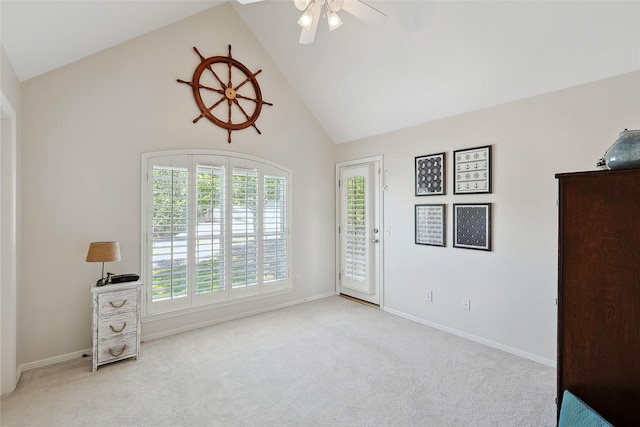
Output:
[{"xmin": 91, "ymin": 281, "xmax": 142, "ymax": 371}]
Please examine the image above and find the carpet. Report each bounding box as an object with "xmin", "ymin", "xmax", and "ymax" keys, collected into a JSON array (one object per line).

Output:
[{"xmin": 0, "ymin": 296, "xmax": 556, "ymax": 426}]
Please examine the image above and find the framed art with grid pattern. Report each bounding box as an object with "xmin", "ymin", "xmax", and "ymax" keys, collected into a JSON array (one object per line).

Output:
[
  {"xmin": 415, "ymin": 153, "xmax": 445, "ymax": 196},
  {"xmin": 453, "ymin": 203, "xmax": 491, "ymax": 251},
  {"xmin": 415, "ymin": 204, "xmax": 446, "ymax": 247}
]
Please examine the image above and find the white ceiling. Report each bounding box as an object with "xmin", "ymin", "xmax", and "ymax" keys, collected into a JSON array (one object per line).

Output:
[{"xmin": 2, "ymin": 1, "xmax": 639, "ymax": 144}]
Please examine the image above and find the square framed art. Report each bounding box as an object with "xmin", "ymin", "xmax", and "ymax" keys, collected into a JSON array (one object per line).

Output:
[
  {"xmin": 453, "ymin": 203, "xmax": 491, "ymax": 251},
  {"xmin": 415, "ymin": 204, "xmax": 446, "ymax": 247},
  {"xmin": 415, "ymin": 152, "xmax": 445, "ymax": 196},
  {"xmin": 453, "ymin": 145, "xmax": 491, "ymax": 194}
]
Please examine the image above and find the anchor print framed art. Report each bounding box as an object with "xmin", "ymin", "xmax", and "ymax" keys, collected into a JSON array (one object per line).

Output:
[{"xmin": 453, "ymin": 145, "xmax": 492, "ymax": 194}]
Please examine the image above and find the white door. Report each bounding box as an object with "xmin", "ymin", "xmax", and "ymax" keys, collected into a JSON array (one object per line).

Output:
[{"xmin": 337, "ymin": 158, "xmax": 382, "ymax": 305}]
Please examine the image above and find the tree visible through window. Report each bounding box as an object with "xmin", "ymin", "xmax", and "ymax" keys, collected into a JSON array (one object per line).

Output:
[
  {"xmin": 152, "ymin": 166, "xmax": 188, "ymax": 301},
  {"xmin": 143, "ymin": 152, "xmax": 291, "ymax": 315},
  {"xmin": 345, "ymin": 175, "xmax": 367, "ymax": 282}
]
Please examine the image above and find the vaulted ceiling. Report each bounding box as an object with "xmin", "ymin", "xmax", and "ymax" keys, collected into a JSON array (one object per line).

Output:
[{"xmin": 2, "ymin": 1, "xmax": 639, "ymax": 144}]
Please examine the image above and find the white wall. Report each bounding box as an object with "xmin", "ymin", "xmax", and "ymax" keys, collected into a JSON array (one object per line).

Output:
[
  {"xmin": 1, "ymin": 45, "xmax": 21, "ymax": 108},
  {"xmin": 19, "ymin": 4, "xmax": 336, "ymax": 366},
  {"xmin": 336, "ymin": 71, "xmax": 640, "ymax": 365}
]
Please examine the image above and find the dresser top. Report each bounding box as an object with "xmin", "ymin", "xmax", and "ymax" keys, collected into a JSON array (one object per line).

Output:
[
  {"xmin": 555, "ymin": 168, "xmax": 640, "ymax": 179},
  {"xmin": 90, "ymin": 280, "xmax": 142, "ymax": 293}
]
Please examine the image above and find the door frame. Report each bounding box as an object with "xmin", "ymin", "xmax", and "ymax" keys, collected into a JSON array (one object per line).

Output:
[
  {"xmin": 335, "ymin": 155, "xmax": 384, "ymax": 307},
  {"xmin": 1, "ymin": 91, "xmax": 18, "ymax": 395}
]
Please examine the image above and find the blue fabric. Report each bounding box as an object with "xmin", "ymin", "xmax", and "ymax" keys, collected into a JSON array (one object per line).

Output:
[{"xmin": 558, "ymin": 390, "xmax": 613, "ymax": 427}]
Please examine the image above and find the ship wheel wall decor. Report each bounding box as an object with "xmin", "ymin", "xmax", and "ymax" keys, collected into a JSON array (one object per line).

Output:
[{"xmin": 177, "ymin": 45, "xmax": 273, "ymax": 143}]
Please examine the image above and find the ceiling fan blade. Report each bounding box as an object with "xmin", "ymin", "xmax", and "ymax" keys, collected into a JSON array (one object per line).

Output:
[
  {"xmin": 236, "ymin": 0, "xmax": 265, "ymax": 4},
  {"xmin": 341, "ymin": 0, "xmax": 387, "ymax": 25},
  {"xmin": 298, "ymin": 3, "xmax": 322, "ymax": 44}
]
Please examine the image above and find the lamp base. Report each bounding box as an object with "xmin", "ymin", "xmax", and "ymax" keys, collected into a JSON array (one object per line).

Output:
[{"xmin": 95, "ymin": 272, "xmax": 113, "ymax": 287}]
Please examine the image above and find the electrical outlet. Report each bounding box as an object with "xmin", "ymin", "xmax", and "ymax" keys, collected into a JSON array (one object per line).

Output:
[
  {"xmin": 463, "ymin": 299, "xmax": 471, "ymax": 311},
  {"xmin": 296, "ymin": 275, "xmax": 302, "ymax": 285},
  {"xmin": 425, "ymin": 290, "xmax": 433, "ymax": 302}
]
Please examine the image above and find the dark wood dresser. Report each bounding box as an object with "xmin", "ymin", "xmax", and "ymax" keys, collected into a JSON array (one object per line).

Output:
[{"xmin": 556, "ymin": 169, "xmax": 640, "ymax": 426}]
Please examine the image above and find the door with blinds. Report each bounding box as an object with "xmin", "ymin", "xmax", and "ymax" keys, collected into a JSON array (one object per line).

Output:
[{"xmin": 337, "ymin": 158, "xmax": 382, "ymax": 305}]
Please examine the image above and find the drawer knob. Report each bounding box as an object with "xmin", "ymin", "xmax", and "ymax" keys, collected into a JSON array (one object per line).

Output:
[
  {"xmin": 108, "ymin": 345, "xmax": 127, "ymax": 358},
  {"xmin": 109, "ymin": 322, "xmax": 127, "ymax": 333},
  {"xmin": 109, "ymin": 299, "xmax": 127, "ymax": 309}
]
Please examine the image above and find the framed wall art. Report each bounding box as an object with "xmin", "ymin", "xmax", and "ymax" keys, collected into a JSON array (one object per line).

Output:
[
  {"xmin": 453, "ymin": 203, "xmax": 491, "ymax": 251},
  {"xmin": 415, "ymin": 152, "xmax": 445, "ymax": 196},
  {"xmin": 453, "ymin": 145, "xmax": 491, "ymax": 194},
  {"xmin": 415, "ymin": 204, "xmax": 446, "ymax": 247}
]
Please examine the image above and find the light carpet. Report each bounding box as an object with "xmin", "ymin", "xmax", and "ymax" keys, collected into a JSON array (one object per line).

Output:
[{"xmin": 1, "ymin": 296, "xmax": 557, "ymax": 426}]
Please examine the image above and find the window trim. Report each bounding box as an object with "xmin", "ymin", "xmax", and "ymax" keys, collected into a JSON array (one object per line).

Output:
[{"xmin": 141, "ymin": 150, "xmax": 292, "ymax": 320}]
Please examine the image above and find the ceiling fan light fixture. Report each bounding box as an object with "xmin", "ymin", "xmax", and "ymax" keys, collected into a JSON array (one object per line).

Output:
[
  {"xmin": 297, "ymin": 7, "xmax": 315, "ymax": 31},
  {"xmin": 327, "ymin": 11, "xmax": 343, "ymax": 31},
  {"xmin": 327, "ymin": 0, "xmax": 344, "ymax": 12},
  {"xmin": 294, "ymin": 0, "xmax": 310, "ymax": 11}
]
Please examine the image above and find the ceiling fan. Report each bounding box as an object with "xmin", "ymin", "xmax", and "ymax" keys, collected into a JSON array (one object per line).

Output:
[{"xmin": 236, "ymin": 0, "xmax": 387, "ymax": 44}]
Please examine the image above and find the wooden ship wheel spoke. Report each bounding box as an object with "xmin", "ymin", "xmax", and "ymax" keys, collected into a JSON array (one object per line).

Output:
[{"xmin": 177, "ymin": 45, "xmax": 272, "ymax": 143}]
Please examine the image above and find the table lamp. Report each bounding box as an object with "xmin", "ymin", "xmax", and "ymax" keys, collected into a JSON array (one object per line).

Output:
[{"xmin": 86, "ymin": 241, "xmax": 121, "ymax": 286}]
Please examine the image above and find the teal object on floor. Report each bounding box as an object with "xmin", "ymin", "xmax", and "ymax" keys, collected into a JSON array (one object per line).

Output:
[{"xmin": 558, "ymin": 390, "xmax": 613, "ymax": 427}]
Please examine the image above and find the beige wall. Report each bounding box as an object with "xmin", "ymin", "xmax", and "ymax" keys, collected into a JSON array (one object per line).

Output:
[
  {"xmin": 13, "ymin": 1, "xmax": 640, "ymax": 368},
  {"xmin": 336, "ymin": 71, "xmax": 640, "ymax": 365},
  {"xmin": 19, "ymin": 4, "xmax": 336, "ymax": 365}
]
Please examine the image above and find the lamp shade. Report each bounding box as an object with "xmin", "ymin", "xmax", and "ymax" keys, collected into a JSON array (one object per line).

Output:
[{"xmin": 86, "ymin": 241, "xmax": 121, "ymax": 263}]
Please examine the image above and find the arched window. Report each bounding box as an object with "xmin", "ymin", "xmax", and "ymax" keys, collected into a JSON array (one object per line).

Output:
[{"xmin": 142, "ymin": 150, "xmax": 291, "ymax": 316}]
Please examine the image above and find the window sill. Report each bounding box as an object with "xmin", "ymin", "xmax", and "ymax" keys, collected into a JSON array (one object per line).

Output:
[{"xmin": 141, "ymin": 287, "xmax": 292, "ymax": 324}]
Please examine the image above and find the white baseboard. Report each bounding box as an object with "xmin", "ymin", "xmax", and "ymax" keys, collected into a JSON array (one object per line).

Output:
[
  {"xmin": 17, "ymin": 348, "xmax": 91, "ymax": 379},
  {"xmin": 383, "ymin": 306, "xmax": 557, "ymax": 368},
  {"xmin": 17, "ymin": 292, "xmax": 337, "ymax": 376},
  {"xmin": 141, "ymin": 291, "xmax": 336, "ymax": 342},
  {"xmin": 17, "ymin": 293, "xmax": 552, "ymax": 380}
]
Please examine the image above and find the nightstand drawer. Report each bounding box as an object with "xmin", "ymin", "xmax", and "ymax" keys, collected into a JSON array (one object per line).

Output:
[
  {"xmin": 96, "ymin": 334, "xmax": 137, "ymax": 364},
  {"xmin": 91, "ymin": 281, "xmax": 142, "ymax": 371},
  {"xmin": 98, "ymin": 289, "xmax": 137, "ymax": 315},
  {"xmin": 97, "ymin": 310, "xmax": 136, "ymax": 340}
]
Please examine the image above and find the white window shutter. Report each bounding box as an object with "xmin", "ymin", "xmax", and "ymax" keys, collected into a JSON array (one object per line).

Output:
[{"xmin": 143, "ymin": 152, "xmax": 291, "ymax": 315}]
